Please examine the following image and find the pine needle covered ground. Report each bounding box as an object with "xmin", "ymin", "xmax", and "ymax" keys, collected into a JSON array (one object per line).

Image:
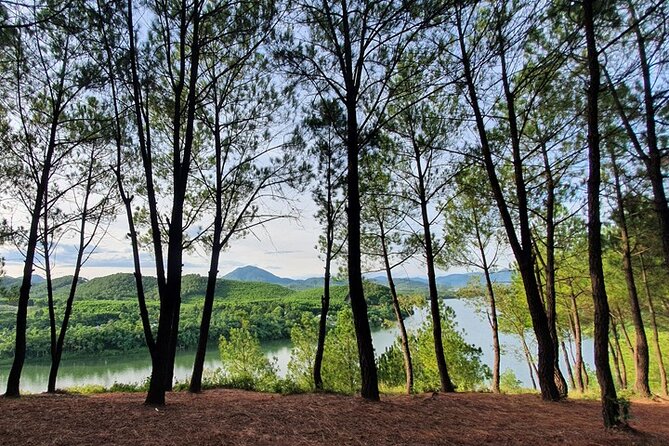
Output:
[{"xmin": 1, "ymin": 390, "xmax": 667, "ymax": 445}]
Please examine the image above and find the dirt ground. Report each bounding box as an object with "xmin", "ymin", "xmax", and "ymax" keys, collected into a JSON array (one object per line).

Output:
[{"xmin": 1, "ymin": 390, "xmax": 668, "ymax": 446}]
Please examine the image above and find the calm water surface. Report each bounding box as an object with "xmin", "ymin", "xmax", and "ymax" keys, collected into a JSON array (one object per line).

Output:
[{"xmin": 0, "ymin": 298, "xmax": 594, "ymax": 393}]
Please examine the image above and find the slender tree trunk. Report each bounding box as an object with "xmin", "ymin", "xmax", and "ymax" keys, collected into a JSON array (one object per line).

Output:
[
  {"xmin": 583, "ymin": 0, "xmax": 624, "ymax": 427},
  {"xmin": 314, "ymin": 146, "xmax": 337, "ymax": 391},
  {"xmin": 379, "ymin": 222, "xmax": 413, "ymax": 394},
  {"xmin": 562, "ymin": 340, "xmax": 576, "ymax": 391},
  {"xmin": 519, "ymin": 332, "xmax": 538, "ymax": 390},
  {"xmin": 456, "ymin": 7, "xmax": 559, "ymax": 400},
  {"xmin": 336, "ymin": 0, "xmax": 379, "ymax": 400},
  {"xmin": 610, "ymin": 340, "xmax": 625, "ymax": 390},
  {"xmin": 569, "ymin": 282, "xmax": 585, "ymax": 393},
  {"xmin": 611, "ymin": 320, "xmax": 628, "ymax": 390},
  {"xmin": 44, "ymin": 217, "xmax": 57, "ymax": 373},
  {"xmin": 5, "ymin": 84, "xmax": 63, "ymax": 397},
  {"xmin": 609, "ymin": 148, "xmax": 651, "ymax": 397},
  {"xmin": 583, "ymin": 361, "xmax": 590, "ymax": 389},
  {"xmin": 616, "ymin": 308, "xmax": 635, "ymax": 354},
  {"xmin": 640, "ymin": 254, "xmax": 668, "ymax": 396},
  {"xmin": 147, "ymin": 0, "xmax": 202, "ymax": 402},
  {"xmin": 47, "ymin": 154, "xmax": 96, "ymax": 393},
  {"xmin": 474, "ymin": 210, "xmax": 500, "ymax": 393},
  {"xmin": 189, "ymin": 242, "xmax": 222, "ymax": 393},
  {"xmin": 628, "ymin": 2, "xmax": 669, "ymax": 275},
  {"xmin": 540, "ymin": 143, "xmax": 568, "ymax": 397},
  {"xmin": 345, "ymin": 97, "xmax": 379, "ymax": 401},
  {"xmin": 412, "ymin": 142, "xmax": 454, "ymax": 393},
  {"xmin": 103, "ymin": 17, "xmax": 155, "ymax": 357},
  {"xmin": 313, "ymin": 235, "xmax": 332, "ymax": 391}
]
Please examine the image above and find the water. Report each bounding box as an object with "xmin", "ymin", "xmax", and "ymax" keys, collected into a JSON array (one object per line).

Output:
[{"xmin": 0, "ymin": 298, "xmax": 593, "ymax": 393}]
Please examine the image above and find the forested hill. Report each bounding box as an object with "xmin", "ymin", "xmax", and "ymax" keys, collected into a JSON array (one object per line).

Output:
[
  {"xmin": 222, "ymin": 266, "xmax": 347, "ymax": 290},
  {"xmin": 0, "ymin": 273, "xmax": 406, "ymax": 361},
  {"xmin": 221, "ymin": 265, "xmax": 512, "ymax": 293}
]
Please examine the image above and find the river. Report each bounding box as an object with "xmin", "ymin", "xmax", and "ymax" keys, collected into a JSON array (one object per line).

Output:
[{"xmin": 0, "ymin": 298, "xmax": 594, "ymax": 393}]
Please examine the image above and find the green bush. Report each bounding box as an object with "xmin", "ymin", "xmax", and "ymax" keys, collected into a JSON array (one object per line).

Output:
[
  {"xmin": 218, "ymin": 320, "xmax": 279, "ymax": 391},
  {"xmin": 378, "ymin": 305, "xmax": 490, "ymax": 392},
  {"xmin": 499, "ymin": 369, "xmax": 523, "ymax": 392},
  {"xmin": 287, "ymin": 308, "xmax": 360, "ymax": 394}
]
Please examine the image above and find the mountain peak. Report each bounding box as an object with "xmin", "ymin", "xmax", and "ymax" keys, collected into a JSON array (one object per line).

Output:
[{"xmin": 223, "ymin": 266, "xmax": 294, "ymax": 285}]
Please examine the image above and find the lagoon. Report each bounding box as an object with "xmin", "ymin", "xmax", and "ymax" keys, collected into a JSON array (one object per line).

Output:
[{"xmin": 0, "ymin": 298, "xmax": 594, "ymax": 393}]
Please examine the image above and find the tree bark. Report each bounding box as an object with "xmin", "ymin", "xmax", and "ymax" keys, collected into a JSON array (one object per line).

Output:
[
  {"xmin": 337, "ymin": 0, "xmax": 380, "ymax": 400},
  {"xmin": 568, "ymin": 281, "xmax": 585, "ymax": 393},
  {"xmin": 608, "ymin": 147, "xmax": 651, "ymax": 397},
  {"xmin": 610, "ymin": 319, "xmax": 628, "ymax": 390},
  {"xmin": 345, "ymin": 95, "xmax": 379, "ymax": 400},
  {"xmin": 561, "ymin": 340, "xmax": 576, "ymax": 391},
  {"xmin": 100, "ymin": 0, "xmax": 156, "ymax": 359},
  {"xmin": 583, "ymin": 0, "xmax": 624, "ymax": 428},
  {"xmin": 314, "ymin": 143, "xmax": 338, "ymax": 391},
  {"xmin": 144, "ymin": 0, "xmax": 202, "ymax": 403},
  {"xmin": 412, "ymin": 140, "xmax": 454, "ymax": 393},
  {"xmin": 640, "ymin": 253, "xmax": 668, "ymax": 396},
  {"xmin": 539, "ymin": 143, "xmax": 568, "ymax": 397},
  {"xmin": 519, "ymin": 332, "xmax": 538, "ymax": 390},
  {"xmin": 313, "ymin": 229, "xmax": 332, "ymax": 391},
  {"xmin": 609, "ymin": 340, "xmax": 625, "ymax": 390},
  {"xmin": 628, "ymin": 1, "xmax": 669, "ymax": 275}
]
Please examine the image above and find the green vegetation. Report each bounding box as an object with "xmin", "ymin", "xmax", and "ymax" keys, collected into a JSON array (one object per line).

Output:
[
  {"xmin": 377, "ymin": 306, "xmax": 490, "ymax": 392},
  {"xmin": 0, "ymin": 274, "xmax": 401, "ymax": 361},
  {"xmin": 283, "ymin": 306, "xmax": 489, "ymax": 394}
]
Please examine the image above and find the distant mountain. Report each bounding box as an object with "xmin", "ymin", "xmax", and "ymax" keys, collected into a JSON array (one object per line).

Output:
[
  {"xmin": 436, "ymin": 270, "xmax": 512, "ymax": 288},
  {"xmin": 367, "ymin": 276, "xmax": 429, "ymax": 294},
  {"xmin": 223, "ymin": 265, "xmax": 295, "ymax": 286},
  {"xmin": 225, "ymin": 265, "xmax": 512, "ymax": 292},
  {"xmin": 0, "ymin": 275, "xmax": 46, "ymax": 288},
  {"xmin": 222, "ymin": 266, "xmax": 345, "ymax": 290},
  {"xmin": 370, "ymin": 270, "xmax": 512, "ymax": 291}
]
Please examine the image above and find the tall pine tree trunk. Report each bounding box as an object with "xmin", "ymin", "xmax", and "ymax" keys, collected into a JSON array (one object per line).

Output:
[
  {"xmin": 540, "ymin": 143, "xmax": 568, "ymax": 397},
  {"xmin": 640, "ymin": 254, "xmax": 668, "ymax": 396},
  {"xmin": 345, "ymin": 97, "xmax": 379, "ymax": 401},
  {"xmin": 6, "ymin": 86, "xmax": 62, "ymax": 397},
  {"xmin": 189, "ymin": 241, "xmax": 222, "ymax": 393},
  {"xmin": 456, "ymin": 7, "xmax": 559, "ymax": 400},
  {"xmin": 609, "ymin": 148, "xmax": 650, "ymax": 397},
  {"xmin": 413, "ymin": 144, "xmax": 454, "ymax": 393},
  {"xmin": 313, "ymin": 240, "xmax": 332, "ymax": 391},
  {"xmin": 474, "ymin": 209, "xmax": 500, "ymax": 393},
  {"xmin": 47, "ymin": 154, "xmax": 96, "ymax": 392},
  {"xmin": 583, "ymin": 0, "xmax": 624, "ymax": 427},
  {"xmin": 568, "ymin": 281, "xmax": 585, "ymax": 392},
  {"xmin": 561, "ymin": 340, "xmax": 576, "ymax": 391},
  {"xmin": 379, "ymin": 222, "xmax": 413, "ymax": 394}
]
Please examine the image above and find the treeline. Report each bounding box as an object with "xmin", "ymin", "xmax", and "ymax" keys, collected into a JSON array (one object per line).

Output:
[
  {"xmin": 0, "ymin": 275, "xmax": 401, "ymax": 359},
  {"xmin": 0, "ymin": 0, "xmax": 667, "ymax": 429}
]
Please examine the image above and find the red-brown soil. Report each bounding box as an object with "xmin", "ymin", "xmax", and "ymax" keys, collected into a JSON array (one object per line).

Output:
[{"xmin": 1, "ymin": 390, "xmax": 667, "ymax": 445}]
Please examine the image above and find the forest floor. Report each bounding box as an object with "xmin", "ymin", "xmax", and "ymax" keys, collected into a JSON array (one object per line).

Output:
[{"xmin": 0, "ymin": 389, "xmax": 668, "ymax": 445}]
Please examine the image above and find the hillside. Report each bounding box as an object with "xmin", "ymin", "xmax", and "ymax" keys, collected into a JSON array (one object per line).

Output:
[
  {"xmin": 0, "ymin": 272, "xmax": 397, "ymax": 360},
  {"xmin": 368, "ymin": 269, "xmax": 512, "ymax": 292},
  {"xmin": 222, "ymin": 265, "xmax": 512, "ymax": 293},
  {"xmin": 222, "ymin": 265, "xmax": 346, "ymax": 290}
]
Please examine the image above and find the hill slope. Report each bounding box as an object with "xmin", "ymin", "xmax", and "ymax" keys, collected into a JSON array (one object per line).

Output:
[{"xmin": 223, "ymin": 266, "xmax": 346, "ymax": 290}]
